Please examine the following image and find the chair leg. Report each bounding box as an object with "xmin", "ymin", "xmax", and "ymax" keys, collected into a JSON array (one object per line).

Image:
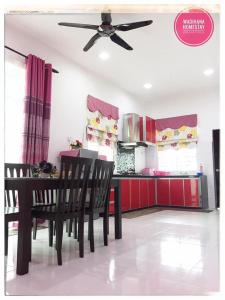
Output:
[
  {"xmin": 78, "ymin": 215, "xmax": 84, "ymax": 258},
  {"xmin": 55, "ymin": 220, "xmax": 63, "ymax": 265},
  {"xmin": 53, "ymin": 221, "xmax": 56, "ymax": 236},
  {"xmin": 89, "ymin": 214, "xmax": 94, "ymax": 252},
  {"xmin": 33, "ymin": 218, "xmax": 37, "ymax": 240},
  {"xmin": 5, "ymin": 221, "xmax": 8, "ymax": 256},
  {"xmin": 66, "ymin": 219, "xmax": 69, "ymax": 233},
  {"xmin": 68, "ymin": 219, "xmax": 73, "ymax": 237},
  {"xmin": 103, "ymin": 212, "xmax": 108, "ymax": 246},
  {"xmin": 48, "ymin": 221, "xmax": 54, "ymax": 247},
  {"xmin": 73, "ymin": 217, "xmax": 78, "ymax": 239}
]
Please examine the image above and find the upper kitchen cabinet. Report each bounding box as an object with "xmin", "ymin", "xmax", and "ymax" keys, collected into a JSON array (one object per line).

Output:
[{"xmin": 140, "ymin": 116, "xmax": 156, "ymax": 144}]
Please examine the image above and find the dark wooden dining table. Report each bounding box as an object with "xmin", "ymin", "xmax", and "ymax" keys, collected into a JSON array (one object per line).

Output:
[{"xmin": 5, "ymin": 177, "xmax": 121, "ymax": 276}]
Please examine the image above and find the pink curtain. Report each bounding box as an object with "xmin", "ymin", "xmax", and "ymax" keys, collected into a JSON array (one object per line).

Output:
[{"xmin": 22, "ymin": 54, "xmax": 52, "ymax": 164}]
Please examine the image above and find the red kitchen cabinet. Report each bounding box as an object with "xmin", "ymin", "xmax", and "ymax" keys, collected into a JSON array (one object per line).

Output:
[
  {"xmin": 184, "ymin": 179, "xmax": 199, "ymax": 207},
  {"xmin": 109, "ymin": 188, "xmax": 115, "ymax": 214},
  {"xmin": 170, "ymin": 179, "xmax": 184, "ymax": 206},
  {"xmin": 156, "ymin": 179, "xmax": 170, "ymax": 205},
  {"xmin": 121, "ymin": 180, "xmax": 131, "ymax": 212},
  {"xmin": 146, "ymin": 116, "xmax": 156, "ymax": 144},
  {"xmin": 130, "ymin": 179, "xmax": 140, "ymax": 210},
  {"xmin": 140, "ymin": 180, "xmax": 149, "ymax": 208},
  {"xmin": 139, "ymin": 117, "xmax": 144, "ymax": 141},
  {"xmin": 148, "ymin": 179, "xmax": 155, "ymax": 206}
]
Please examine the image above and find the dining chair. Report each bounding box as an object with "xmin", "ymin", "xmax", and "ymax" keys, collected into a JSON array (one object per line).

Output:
[
  {"xmin": 4, "ymin": 163, "xmax": 32, "ymax": 256},
  {"xmin": 32, "ymin": 156, "xmax": 92, "ymax": 265},
  {"xmin": 86, "ymin": 159, "xmax": 114, "ymax": 252}
]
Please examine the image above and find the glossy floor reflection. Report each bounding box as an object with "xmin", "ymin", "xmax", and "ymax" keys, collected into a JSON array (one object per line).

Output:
[{"xmin": 5, "ymin": 209, "xmax": 219, "ymax": 295}]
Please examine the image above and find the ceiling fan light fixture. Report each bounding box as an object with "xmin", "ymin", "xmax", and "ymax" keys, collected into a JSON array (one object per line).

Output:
[
  {"xmin": 143, "ymin": 83, "xmax": 152, "ymax": 89},
  {"xmin": 98, "ymin": 51, "xmax": 110, "ymax": 60}
]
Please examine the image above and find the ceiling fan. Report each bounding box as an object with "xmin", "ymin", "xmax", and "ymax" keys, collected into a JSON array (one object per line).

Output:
[{"xmin": 58, "ymin": 13, "xmax": 153, "ymax": 52}]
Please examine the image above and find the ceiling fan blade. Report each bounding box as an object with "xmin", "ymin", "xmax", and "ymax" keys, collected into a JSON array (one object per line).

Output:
[
  {"xmin": 83, "ymin": 33, "xmax": 101, "ymax": 52},
  {"xmin": 101, "ymin": 13, "xmax": 112, "ymax": 24},
  {"xmin": 58, "ymin": 22, "xmax": 99, "ymax": 30},
  {"xmin": 114, "ymin": 20, "xmax": 153, "ymax": 31},
  {"xmin": 110, "ymin": 33, "xmax": 133, "ymax": 50}
]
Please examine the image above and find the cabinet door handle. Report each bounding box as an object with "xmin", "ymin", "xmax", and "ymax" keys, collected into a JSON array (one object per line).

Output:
[{"xmin": 216, "ymin": 169, "xmax": 220, "ymax": 172}]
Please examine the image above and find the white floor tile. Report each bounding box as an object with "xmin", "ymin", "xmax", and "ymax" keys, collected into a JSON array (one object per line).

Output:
[{"xmin": 5, "ymin": 209, "xmax": 219, "ymax": 295}]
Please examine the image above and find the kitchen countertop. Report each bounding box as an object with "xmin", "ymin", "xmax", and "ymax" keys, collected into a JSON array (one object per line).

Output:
[{"xmin": 112, "ymin": 174, "xmax": 200, "ymax": 178}]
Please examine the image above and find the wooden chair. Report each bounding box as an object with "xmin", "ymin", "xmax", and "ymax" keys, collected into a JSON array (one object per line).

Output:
[
  {"xmin": 32, "ymin": 156, "xmax": 92, "ymax": 265},
  {"xmin": 86, "ymin": 159, "xmax": 114, "ymax": 252},
  {"xmin": 4, "ymin": 163, "xmax": 32, "ymax": 256}
]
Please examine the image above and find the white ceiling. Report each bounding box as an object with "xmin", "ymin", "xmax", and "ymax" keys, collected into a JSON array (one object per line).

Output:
[{"xmin": 5, "ymin": 13, "xmax": 219, "ymax": 100}]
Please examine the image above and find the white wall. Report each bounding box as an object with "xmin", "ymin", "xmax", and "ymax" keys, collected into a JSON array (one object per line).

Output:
[
  {"xmin": 5, "ymin": 24, "xmax": 142, "ymax": 168},
  {"xmin": 143, "ymin": 87, "xmax": 220, "ymax": 209}
]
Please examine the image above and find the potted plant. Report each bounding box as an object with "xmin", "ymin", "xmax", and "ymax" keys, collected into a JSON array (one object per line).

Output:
[{"xmin": 70, "ymin": 139, "xmax": 83, "ymax": 150}]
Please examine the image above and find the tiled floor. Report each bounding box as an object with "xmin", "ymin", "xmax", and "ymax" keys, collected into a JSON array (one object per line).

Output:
[{"xmin": 5, "ymin": 209, "xmax": 219, "ymax": 296}]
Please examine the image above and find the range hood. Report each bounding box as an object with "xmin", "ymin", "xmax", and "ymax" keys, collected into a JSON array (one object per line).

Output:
[
  {"xmin": 118, "ymin": 140, "xmax": 148, "ymax": 149},
  {"xmin": 121, "ymin": 113, "xmax": 154, "ymax": 148}
]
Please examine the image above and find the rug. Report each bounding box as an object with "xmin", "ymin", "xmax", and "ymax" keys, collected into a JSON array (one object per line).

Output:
[
  {"xmin": 122, "ymin": 208, "xmax": 162, "ymax": 219},
  {"xmin": 122, "ymin": 207, "xmax": 213, "ymax": 219}
]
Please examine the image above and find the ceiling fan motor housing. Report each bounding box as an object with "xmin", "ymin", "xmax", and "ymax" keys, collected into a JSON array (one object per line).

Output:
[{"xmin": 98, "ymin": 25, "xmax": 115, "ymax": 37}]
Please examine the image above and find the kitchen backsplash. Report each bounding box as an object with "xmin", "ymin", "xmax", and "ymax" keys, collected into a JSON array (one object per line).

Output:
[{"xmin": 116, "ymin": 147, "xmax": 135, "ymax": 174}]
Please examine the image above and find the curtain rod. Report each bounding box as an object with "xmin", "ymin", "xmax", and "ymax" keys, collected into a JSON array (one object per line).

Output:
[{"xmin": 5, "ymin": 45, "xmax": 59, "ymax": 74}]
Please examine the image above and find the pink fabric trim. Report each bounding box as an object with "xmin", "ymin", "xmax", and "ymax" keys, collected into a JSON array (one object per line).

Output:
[
  {"xmin": 59, "ymin": 150, "xmax": 80, "ymax": 157},
  {"xmin": 87, "ymin": 95, "xmax": 119, "ymax": 120},
  {"xmin": 98, "ymin": 155, "xmax": 107, "ymax": 161},
  {"xmin": 156, "ymin": 114, "xmax": 197, "ymax": 131}
]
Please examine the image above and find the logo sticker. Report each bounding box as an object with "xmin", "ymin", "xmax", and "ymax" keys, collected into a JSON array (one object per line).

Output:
[{"xmin": 174, "ymin": 8, "xmax": 214, "ymax": 46}]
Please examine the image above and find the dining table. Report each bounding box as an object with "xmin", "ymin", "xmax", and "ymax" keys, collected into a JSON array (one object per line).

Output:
[{"xmin": 5, "ymin": 176, "xmax": 122, "ymax": 276}]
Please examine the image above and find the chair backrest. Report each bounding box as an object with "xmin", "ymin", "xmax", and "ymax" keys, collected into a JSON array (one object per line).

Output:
[
  {"xmin": 89, "ymin": 159, "xmax": 114, "ymax": 211},
  {"xmin": 5, "ymin": 163, "xmax": 32, "ymax": 207},
  {"xmin": 5, "ymin": 163, "xmax": 32, "ymax": 178},
  {"xmin": 57, "ymin": 156, "xmax": 92, "ymax": 214}
]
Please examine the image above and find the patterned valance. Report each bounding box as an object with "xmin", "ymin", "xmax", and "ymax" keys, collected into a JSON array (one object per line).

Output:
[
  {"xmin": 156, "ymin": 114, "xmax": 197, "ymax": 131},
  {"xmin": 87, "ymin": 95, "xmax": 119, "ymax": 120},
  {"xmin": 87, "ymin": 95, "xmax": 119, "ymax": 147},
  {"xmin": 156, "ymin": 114, "xmax": 198, "ymax": 150}
]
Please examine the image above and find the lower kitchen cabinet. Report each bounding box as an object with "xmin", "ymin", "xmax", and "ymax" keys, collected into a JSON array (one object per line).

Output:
[
  {"xmin": 156, "ymin": 179, "xmax": 170, "ymax": 205},
  {"xmin": 130, "ymin": 179, "xmax": 140, "ymax": 210},
  {"xmin": 148, "ymin": 179, "xmax": 155, "ymax": 206},
  {"xmin": 121, "ymin": 180, "xmax": 131, "ymax": 212},
  {"xmin": 184, "ymin": 179, "xmax": 199, "ymax": 207},
  {"xmin": 170, "ymin": 179, "xmax": 184, "ymax": 206},
  {"xmin": 110, "ymin": 176, "xmax": 202, "ymax": 214},
  {"xmin": 140, "ymin": 179, "xmax": 149, "ymax": 208}
]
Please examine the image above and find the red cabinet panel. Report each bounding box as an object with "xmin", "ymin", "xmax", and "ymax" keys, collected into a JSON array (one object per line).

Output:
[
  {"xmin": 184, "ymin": 179, "xmax": 199, "ymax": 207},
  {"xmin": 121, "ymin": 180, "xmax": 131, "ymax": 212},
  {"xmin": 146, "ymin": 116, "xmax": 156, "ymax": 143},
  {"xmin": 156, "ymin": 179, "xmax": 170, "ymax": 205},
  {"xmin": 130, "ymin": 180, "xmax": 140, "ymax": 210},
  {"xmin": 140, "ymin": 180, "xmax": 149, "ymax": 208},
  {"xmin": 109, "ymin": 188, "xmax": 115, "ymax": 214},
  {"xmin": 170, "ymin": 179, "xmax": 184, "ymax": 206},
  {"xmin": 148, "ymin": 179, "xmax": 155, "ymax": 206},
  {"xmin": 139, "ymin": 117, "xmax": 143, "ymax": 141}
]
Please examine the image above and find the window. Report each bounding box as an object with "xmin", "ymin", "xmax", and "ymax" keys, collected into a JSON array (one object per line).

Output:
[
  {"xmin": 158, "ymin": 146, "xmax": 197, "ymax": 174},
  {"xmin": 87, "ymin": 141, "xmax": 114, "ymax": 161},
  {"xmin": 5, "ymin": 54, "xmax": 25, "ymax": 162}
]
